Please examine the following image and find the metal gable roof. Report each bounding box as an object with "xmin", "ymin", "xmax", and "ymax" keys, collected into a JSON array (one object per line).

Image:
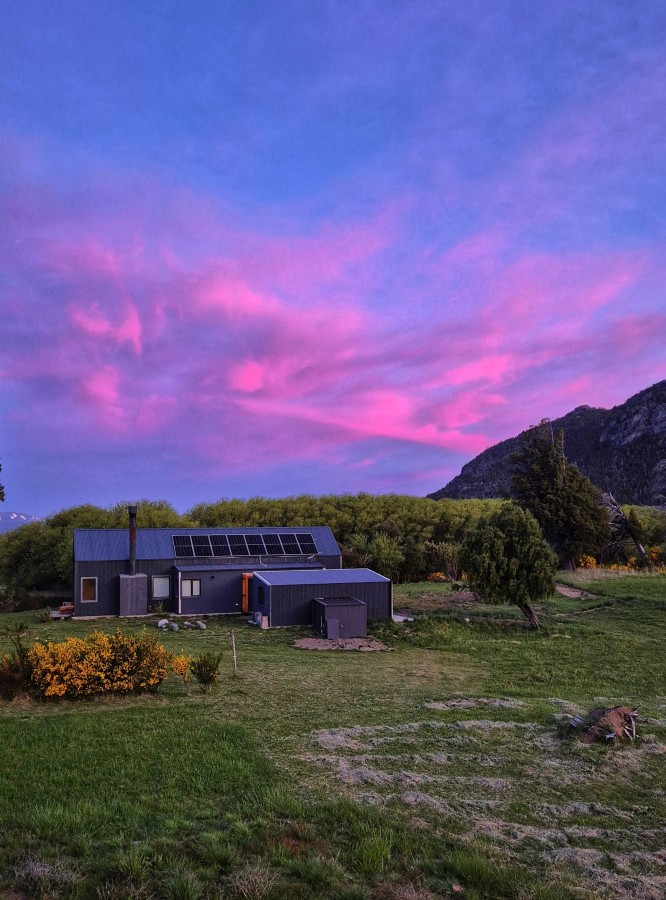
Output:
[
  {"xmin": 73, "ymin": 526, "xmax": 340, "ymax": 561},
  {"xmin": 252, "ymin": 568, "xmax": 389, "ymax": 587},
  {"xmin": 173, "ymin": 563, "xmax": 324, "ymax": 572}
]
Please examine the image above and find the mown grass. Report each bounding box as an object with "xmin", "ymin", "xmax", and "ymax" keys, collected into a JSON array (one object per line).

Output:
[{"xmin": 0, "ymin": 572, "xmax": 665, "ymax": 898}]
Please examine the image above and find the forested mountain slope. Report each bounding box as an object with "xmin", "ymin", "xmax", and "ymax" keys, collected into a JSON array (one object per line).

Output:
[{"xmin": 429, "ymin": 380, "xmax": 666, "ymax": 504}]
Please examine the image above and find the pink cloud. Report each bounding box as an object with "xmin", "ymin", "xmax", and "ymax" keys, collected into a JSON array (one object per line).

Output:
[
  {"xmin": 82, "ymin": 366, "xmax": 123, "ymax": 423},
  {"xmin": 229, "ymin": 360, "xmax": 267, "ymax": 393},
  {"xmin": 70, "ymin": 300, "xmax": 142, "ymax": 355},
  {"xmin": 2, "ymin": 128, "xmax": 665, "ymax": 507}
]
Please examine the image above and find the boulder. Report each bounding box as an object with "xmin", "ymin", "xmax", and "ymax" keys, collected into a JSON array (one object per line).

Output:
[{"xmin": 157, "ymin": 618, "xmax": 169, "ymax": 628}]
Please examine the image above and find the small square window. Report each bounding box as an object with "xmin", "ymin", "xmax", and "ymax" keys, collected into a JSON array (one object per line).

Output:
[
  {"xmin": 81, "ymin": 577, "xmax": 97, "ymax": 602},
  {"xmin": 181, "ymin": 579, "xmax": 201, "ymax": 598},
  {"xmin": 153, "ymin": 576, "xmax": 171, "ymax": 599}
]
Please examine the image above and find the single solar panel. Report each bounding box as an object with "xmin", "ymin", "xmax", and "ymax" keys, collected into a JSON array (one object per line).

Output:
[
  {"xmin": 192, "ymin": 535, "xmax": 212, "ymax": 557},
  {"xmin": 245, "ymin": 534, "xmax": 266, "ymax": 554},
  {"xmin": 173, "ymin": 535, "xmax": 195, "ymax": 557},
  {"xmin": 279, "ymin": 533, "xmax": 300, "ymax": 553},
  {"xmin": 210, "ymin": 534, "xmax": 232, "ymax": 556},
  {"xmin": 263, "ymin": 535, "xmax": 284, "ymax": 554},
  {"xmin": 296, "ymin": 533, "xmax": 317, "ymax": 553},
  {"xmin": 228, "ymin": 534, "xmax": 249, "ymax": 554}
]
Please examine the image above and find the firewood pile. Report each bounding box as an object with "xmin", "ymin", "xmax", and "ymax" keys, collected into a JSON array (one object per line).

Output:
[{"xmin": 569, "ymin": 706, "xmax": 639, "ymax": 744}]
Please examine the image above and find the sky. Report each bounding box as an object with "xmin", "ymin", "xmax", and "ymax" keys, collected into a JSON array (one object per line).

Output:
[{"xmin": 2, "ymin": 1, "xmax": 665, "ymax": 517}]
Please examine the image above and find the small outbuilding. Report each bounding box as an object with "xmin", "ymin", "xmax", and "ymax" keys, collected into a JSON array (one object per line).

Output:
[
  {"xmin": 251, "ymin": 568, "xmax": 391, "ymax": 628},
  {"xmin": 313, "ymin": 597, "xmax": 367, "ymax": 639}
]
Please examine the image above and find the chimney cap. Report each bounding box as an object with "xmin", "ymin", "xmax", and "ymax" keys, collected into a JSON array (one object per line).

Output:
[{"xmin": 128, "ymin": 505, "xmax": 137, "ymax": 516}]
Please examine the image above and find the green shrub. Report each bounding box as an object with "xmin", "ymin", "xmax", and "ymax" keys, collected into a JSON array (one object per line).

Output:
[
  {"xmin": 190, "ymin": 651, "xmax": 224, "ymax": 693},
  {"xmin": 0, "ymin": 652, "xmax": 25, "ymax": 700}
]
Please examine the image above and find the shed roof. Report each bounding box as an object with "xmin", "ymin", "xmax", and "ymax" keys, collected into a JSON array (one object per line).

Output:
[
  {"xmin": 313, "ymin": 596, "xmax": 367, "ymax": 607},
  {"xmin": 173, "ymin": 563, "xmax": 324, "ymax": 573},
  {"xmin": 74, "ymin": 526, "xmax": 340, "ymax": 561},
  {"xmin": 253, "ymin": 568, "xmax": 389, "ymax": 587}
]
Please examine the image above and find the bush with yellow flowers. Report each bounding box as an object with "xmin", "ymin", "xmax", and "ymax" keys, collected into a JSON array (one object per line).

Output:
[
  {"xmin": 577, "ymin": 555, "xmax": 597, "ymax": 569},
  {"xmin": 426, "ymin": 572, "xmax": 448, "ymax": 583},
  {"xmin": 27, "ymin": 630, "xmax": 191, "ymax": 699}
]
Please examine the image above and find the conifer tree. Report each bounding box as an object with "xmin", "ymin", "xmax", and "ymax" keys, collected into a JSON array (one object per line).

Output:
[
  {"xmin": 460, "ymin": 502, "xmax": 556, "ymax": 629},
  {"xmin": 511, "ymin": 423, "xmax": 610, "ymax": 569}
]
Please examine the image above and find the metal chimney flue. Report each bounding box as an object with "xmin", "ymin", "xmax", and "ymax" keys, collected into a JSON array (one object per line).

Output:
[{"xmin": 128, "ymin": 505, "xmax": 137, "ymax": 576}]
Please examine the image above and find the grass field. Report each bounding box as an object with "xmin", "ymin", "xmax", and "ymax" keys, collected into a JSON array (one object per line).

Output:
[{"xmin": 0, "ymin": 572, "xmax": 665, "ymax": 899}]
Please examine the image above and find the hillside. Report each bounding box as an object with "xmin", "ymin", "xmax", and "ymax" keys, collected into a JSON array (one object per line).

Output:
[{"xmin": 429, "ymin": 380, "xmax": 666, "ymax": 504}]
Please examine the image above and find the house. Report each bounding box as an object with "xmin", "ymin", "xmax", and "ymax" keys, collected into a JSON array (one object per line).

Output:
[{"xmin": 72, "ymin": 507, "xmax": 392, "ymax": 629}]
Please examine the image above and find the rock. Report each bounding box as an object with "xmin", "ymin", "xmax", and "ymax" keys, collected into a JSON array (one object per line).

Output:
[
  {"xmin": 197, "ymin": 621, "xmax": 206, "ymax": 630},
  {"xmin": 183, "ymin": 621, "xmax": 194, "ymax": 628},
  {"xmin": 157, "ymin": 618, "xmax": 169, "ymax": 628},
  {"xmin": 170, "ymin": 623, "xmax": 179, "ymax": 632}
]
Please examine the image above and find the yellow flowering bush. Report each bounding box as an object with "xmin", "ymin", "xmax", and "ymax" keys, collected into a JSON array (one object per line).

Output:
[
  {"xmin": 27, "ymin": 630, "xmax": 191, "ymax": 699},
  {"xmin": 577, "ymin": 555, "xmax": 597, "ymax": 569},
  {"xmin": 648, "ymin": 545, "xmax": 664, "ymax": 564},
  {"xmin": 426, "ymin": 572, "xmax": 448, "ymax": 583},
  {"xmin": 171, "ymin": 654, "xmax": 192, "ymax": 682}
]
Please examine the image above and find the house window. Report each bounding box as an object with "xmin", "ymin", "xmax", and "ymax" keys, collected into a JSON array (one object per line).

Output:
[
  {"xmin": 181, "ymin": 579, "xmax": 201, "ymax": 598},
  {"xmin": 81, "ymin": 577, "xmax": 97, "ymax": 603},
  {"xmin": 153, "ymin": 576, "xmax": 171, "ymax": 600}
]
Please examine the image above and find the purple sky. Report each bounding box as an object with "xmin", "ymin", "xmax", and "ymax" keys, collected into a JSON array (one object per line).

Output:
[{"xmin": 2, "ymin": 1, "xmax": 665, "ymax": 517}]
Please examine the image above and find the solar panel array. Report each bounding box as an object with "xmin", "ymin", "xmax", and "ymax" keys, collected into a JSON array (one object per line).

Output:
[{"xmin": 172, "ymin": 533, "xmax": 318, "ymax": 558}]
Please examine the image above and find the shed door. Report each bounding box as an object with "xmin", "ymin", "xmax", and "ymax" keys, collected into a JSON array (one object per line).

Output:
[
  {"xmin": 242, "ymin": 573, "xmax": 253, "ymax": 614},
  {"xmin": 325, "ymin": 617, "xmax": 340, "ymax": 640}
]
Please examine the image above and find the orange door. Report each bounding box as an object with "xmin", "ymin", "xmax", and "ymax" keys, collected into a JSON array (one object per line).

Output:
[{"xmin": 241, "ymin": 573, "xmax": 253, "ymax": 614}]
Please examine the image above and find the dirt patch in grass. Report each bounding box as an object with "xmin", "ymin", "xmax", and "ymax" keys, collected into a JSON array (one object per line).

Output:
[
  {"xmin": 394, "ymin": 589, "xmax": 480, "ymax": 617},
  {"xmin": 555, "ymin": 584, "xmax": 591, "ymax": 598},
  {"xmin": 425, "ymin": 697, "xmax": 525, "ymax": 711},
  {"xmin": 294, "ymin": 637, "xmax": 390, "ymax": 651}
]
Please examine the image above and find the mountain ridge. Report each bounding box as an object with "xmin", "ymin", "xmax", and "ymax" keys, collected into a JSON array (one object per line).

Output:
[
  {"xmin": 0, "ymin": 512, "xmax": 42, "ymax": 534},
  {"xmin": 428, "ymin": 380, "xmax": 666, "ymax": 504}
]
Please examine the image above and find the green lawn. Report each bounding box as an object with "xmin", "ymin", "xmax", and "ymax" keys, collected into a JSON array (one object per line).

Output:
[{"xmin": 0, "ymin": 573, "xmax": 665, "ymax": 899}]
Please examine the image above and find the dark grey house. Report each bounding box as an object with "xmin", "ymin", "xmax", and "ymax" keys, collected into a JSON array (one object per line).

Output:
[
  {"xmin": 73, "ymin": 517, "xmax": 342, "ymax": 619},
  {"xmin": 251, "ymin": 568, "xmax": 391, "ymax": 628}
]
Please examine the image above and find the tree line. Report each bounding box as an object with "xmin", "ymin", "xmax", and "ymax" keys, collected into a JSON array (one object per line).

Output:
[{"xmin": 0, "ymin": 495, "xmax": 504, "ymax": 597}]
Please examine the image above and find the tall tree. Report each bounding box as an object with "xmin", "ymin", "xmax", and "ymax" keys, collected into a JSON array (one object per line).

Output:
[
  {"xmin": 511, "ymin": 423, "xmax": 610, "ymax": 569},
  {"xmin": 460, "ymin": 502, "xmax": 556, "ymax": 629}
]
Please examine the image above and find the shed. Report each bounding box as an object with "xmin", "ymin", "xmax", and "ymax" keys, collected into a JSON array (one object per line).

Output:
[
  {"xmin": 313, "ymin": 597, "xmax": 367, "ymax": 639},
  {"xmin": 251, "ymin": 568, "xmax": 391, "ymax": 628}
]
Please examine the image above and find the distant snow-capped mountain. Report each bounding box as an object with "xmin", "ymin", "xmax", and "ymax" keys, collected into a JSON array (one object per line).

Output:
[{"xmin": 0, "ymin": 511, "xmax": 42, "ymax": 533}]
